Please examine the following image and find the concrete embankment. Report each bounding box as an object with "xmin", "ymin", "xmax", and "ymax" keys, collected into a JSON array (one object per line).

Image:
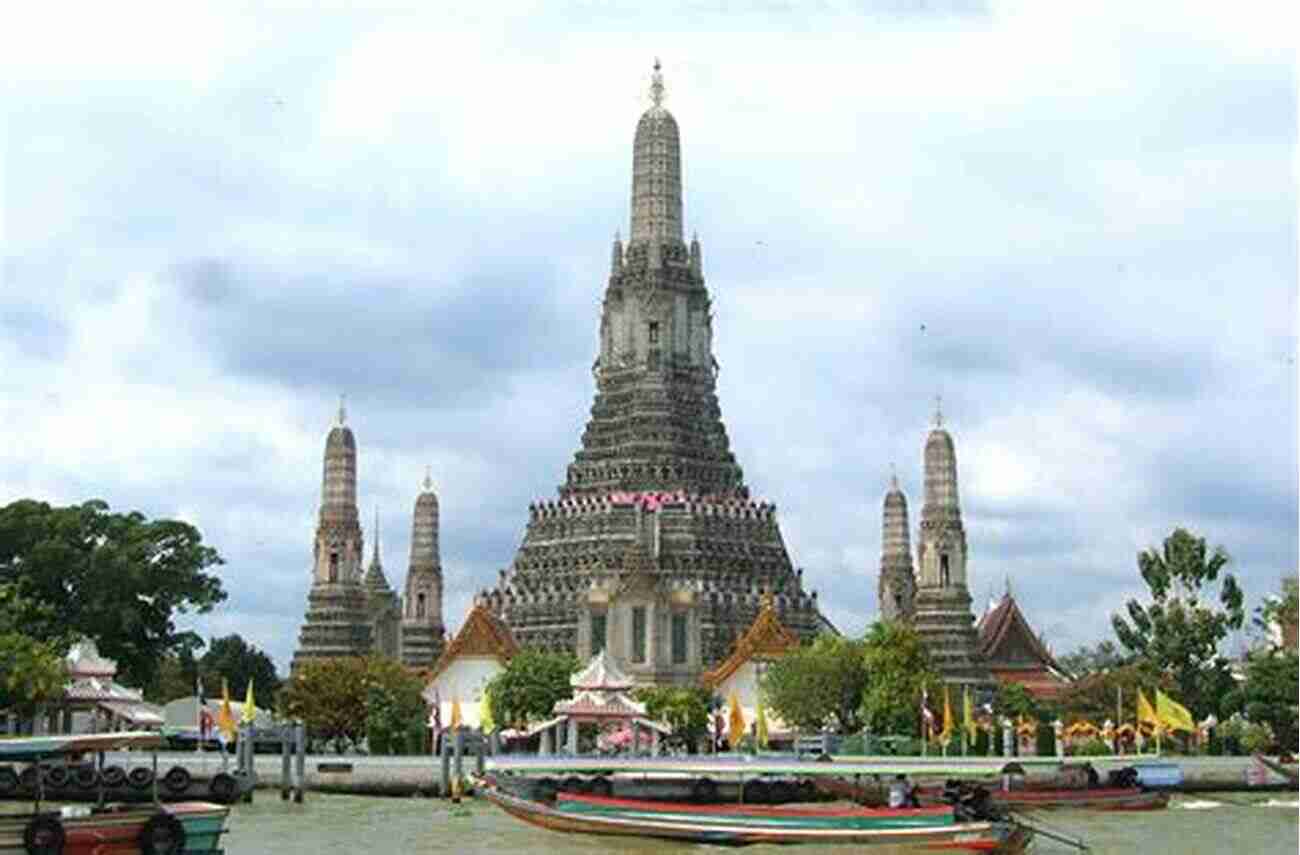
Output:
[{"xmin": 101, "ymin": 752, "xmax": 1296, "ymax": 798}]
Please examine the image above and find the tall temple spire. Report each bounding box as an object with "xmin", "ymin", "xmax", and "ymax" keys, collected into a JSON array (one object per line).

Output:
[
  {"xmin": 491, "ymin": 63, "xmax": 825, "ymax": 677},
  {"xmin": 338, "ymin": 393, "xmax": 347, "ymax": 425},
  {"xmin": 401, "ymin": 471, "xmax": 445, "ymax": 667},
  {"xmin": 293, "ymin": 409, "xmax": 371, "ymax": 671},
  {"xmin": 879, "ymin": 473, "xmax": 915, "ymax": 622},
  {"xmin": 911, "ymin": 406, "xmax": 990, "ymax": 688},
  {"xmin": 630, "ymin": 58, "xmax": 683, "ymax": 246}
]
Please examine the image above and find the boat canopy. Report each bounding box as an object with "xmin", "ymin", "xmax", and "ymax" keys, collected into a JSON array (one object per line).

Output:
[{"xmin": 0, "ymin": 730, "xmax": 163, "ymax": 762}]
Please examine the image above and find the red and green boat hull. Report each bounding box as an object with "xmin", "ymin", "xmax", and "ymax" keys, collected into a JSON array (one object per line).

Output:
[{"xmin": 483, "ymin": 783, "xmax": 1030, "ymax": 851}]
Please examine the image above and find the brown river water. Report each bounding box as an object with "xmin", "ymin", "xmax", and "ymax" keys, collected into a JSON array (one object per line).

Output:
[{"xmin": 222, "ymin": 791, "xmax": 1298, "ymax": 854}]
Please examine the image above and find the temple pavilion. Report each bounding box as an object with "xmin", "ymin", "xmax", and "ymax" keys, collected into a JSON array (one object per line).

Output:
[{"xmin": 530, "ymin": 650, "xmax": 670, "ymax": 755}]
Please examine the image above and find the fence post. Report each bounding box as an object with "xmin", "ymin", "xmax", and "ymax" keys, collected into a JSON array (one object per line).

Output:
[
  {"xmin": 280, "ymin": 724, "xmax": 292, "ymax": 800},
  {"xmin": 293, "ymin": 721, "xmax": 306, "ymax": 803}
]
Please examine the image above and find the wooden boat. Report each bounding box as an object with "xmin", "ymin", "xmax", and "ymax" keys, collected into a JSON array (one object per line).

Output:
[
  {"xmin": 0, "ymin": 732, "xmax": 230, "ymax": 854},
  {"xmin": 481, "ymin": 780, "xmax": 1032, "ymax": 850},
  {"xmin": 917, "ymin": 784, "xmax": 1167, "ymax": 811},
  {"xmin": 1253, "ymin": 754, "xmax": 1299, "ymax": 786}
]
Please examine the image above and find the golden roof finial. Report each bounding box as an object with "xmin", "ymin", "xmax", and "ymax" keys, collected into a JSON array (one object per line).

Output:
[{"xmin": 760, "ymin": 589, "xmax": 775, "ymax": 611}]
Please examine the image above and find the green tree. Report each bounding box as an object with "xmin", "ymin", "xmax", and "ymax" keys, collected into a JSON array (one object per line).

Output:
[
  {"xmin": 198, "ymin": 634, "xmax": 281, "ymax": 708},
  {"xmin": 1057, "ymin": 640, "xmax": 1125, "ymax": 680},
  {"xmin": 0, "ymin": 499, "xmax": 226, "ymax": 689},
  {"xmin": 1053, "ymin": 663, "xmax": 1152, "ymax": 726},
  {"xmin": 363, "ymin": 657, "xmax": 427, "ymax": 755},
  {"xmin": 633, "ymin": 686, "xmax": 713, "ymax": 752},
  {"xmin": 996, "ymin": 682, "xmax": 1045, "ymax": 721},
  {"xmin": 859, "ymin": 620, "xmax": 938, "ymax": 736},
  {"xmin": 761, "ymin": 634, "xmax": 869, "ymax": 734},
  {"xmin": 1238, "ymin": 647, "xmax": 1299, "ymax": 751},
  {"xmin": 1111, "ymin": 527, "xmax": 1244, "ymax": 717},
  {"xmin": 281, "ymin": 657, "xmax": 370, "ymax": 752},
  {"xmin": 0, "ymin": 584, "xmax": 69, "ymax": 716},
  {"xmin": 1255, "ymin": 576, "xmax": 1299, "ymax": 651},
  {"xmin": 484, "ymin": 649, "xmax": 579, "ymax": 728}
]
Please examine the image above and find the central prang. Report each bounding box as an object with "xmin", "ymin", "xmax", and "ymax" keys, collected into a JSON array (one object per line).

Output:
[{"xmin": 482, "ymin": 62, "xmax": 828, "ymax": 685}]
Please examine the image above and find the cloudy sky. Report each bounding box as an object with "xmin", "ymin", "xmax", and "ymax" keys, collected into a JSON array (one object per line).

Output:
[{"xmin": 3, "ymin": 1, "xmax": 1296, "ymax": 675}]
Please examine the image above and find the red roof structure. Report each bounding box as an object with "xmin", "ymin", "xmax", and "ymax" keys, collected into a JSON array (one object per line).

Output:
[{"xmin": 976, "ymin": 592, "xmax": 1070, "ymax": 701}]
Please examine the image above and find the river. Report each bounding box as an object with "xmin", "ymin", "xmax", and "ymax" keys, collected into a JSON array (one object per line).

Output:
[{"xmin": 223, "ymin": 791, "xmax": 1298, "ymax": 854}]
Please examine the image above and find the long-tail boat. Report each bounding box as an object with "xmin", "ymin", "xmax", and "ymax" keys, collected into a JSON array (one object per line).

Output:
[
  {"xmin": 0, "ymin": 732, "xmax": 230, "ymax": 854},
  {"xmin": 476, "ymin": 755, "xmax": 1077, "ymax": 850},
  {"xmin": 1252, "ymin": 754, "xmax": 1299, "ymax": 786},
  {"xmin": 482, "ymin": 780, "xmax": 1032, "ymax": 851}
]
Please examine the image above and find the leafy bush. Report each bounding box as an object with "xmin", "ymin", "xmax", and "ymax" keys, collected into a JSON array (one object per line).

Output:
[{"xmin": 1073, "ymin": 738, "xmax": 1113, "ymax": 757}]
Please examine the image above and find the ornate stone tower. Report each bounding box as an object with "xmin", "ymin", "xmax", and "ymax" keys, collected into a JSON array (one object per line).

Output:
[
  {"xmin": 400, "ymin": 472, "xmax": 446, "ymax": 667},
  {"xmin": 363, "ymin": 508, "xmax": 402, "ymax": 659},
  {"xmin": 485, "ymin": 61, "xmax": 826, "ymax": 685},
  {"xmin": 911, "ymin": 404, "xmax": 991, "ymax": 687},
  {"xmin": 878, "ymin": 471, "xmax": 916, "ymax": 622},
  {"xmin": 292, "ymin": 401, "xmax": 373, "ymax": 670}
]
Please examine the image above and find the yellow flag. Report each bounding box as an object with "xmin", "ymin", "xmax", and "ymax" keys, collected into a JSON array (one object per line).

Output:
[
  {"xmin": 1136, "ymin": 689, "xmax": 1159, "ymax": 728},
  {"xmin": 449, "ymin": 695, "xmax": 463, "ymax": 730},
  {"xmin": 1155, "ymin": 689, "xmax": 1195, "ymax": 733},
  {"xmin": 963, "ymin": 686, "xmax": 976, "ymax": 743},
  {"xmin": 755, "ymin": 702, "xmax": 769, "ymax": 750},
  {"xmin": 216, "ymin": 679, "xmax": 237, "ymax": 742},
  {"xmin": 940, "ymin": 686, "xmax": 954, "ymax": 742},
  {"xmin": 241, "ymin": 681, "xmax": 257, "ymax": 725},
  {"xmin": 727, "ymin": 691, "xmax": 746, "ymax": 748},
  {"xmin": 479, "ymin": 688, "xmax": 495, "ymax": 734}
]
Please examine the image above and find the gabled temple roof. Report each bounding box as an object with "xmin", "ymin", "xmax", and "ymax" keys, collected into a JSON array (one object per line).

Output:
[
  {"xmin": 976, "ymin": 592, "xmax": 1069, "ymax": 698},
  {"xmin": 428, "ymin": 603, "xmax": 518, "ymax": 681},
  {"xmin": 700, "ymin": 593, "xmax": 801, "ymax": 689},
  {"xmin": 571, "ymin": 649, "xmax": 635, "ymax": 692},
  {"xmin": 554, "ymin": 689, "xmax": 646, "ymax": 718}
]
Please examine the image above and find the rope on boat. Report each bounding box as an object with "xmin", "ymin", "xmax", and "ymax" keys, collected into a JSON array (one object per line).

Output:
[{"xmin": 1009, "ymin": 811, "xmax": 1090, "ymax": 851}]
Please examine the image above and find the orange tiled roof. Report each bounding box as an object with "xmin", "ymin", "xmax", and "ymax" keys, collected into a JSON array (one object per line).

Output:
[
  {"xmin": 429, "ymin": 603, "xmax": 519, "ymax": 681},
  {"xmin": 700, "ymin": 594, "xmax": 800, "ymax": 689}
]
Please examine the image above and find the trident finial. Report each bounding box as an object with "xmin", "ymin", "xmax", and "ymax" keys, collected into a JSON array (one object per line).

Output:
[
  {"xmin": 889, "ymin": 462, "xmax": 898, "ymax": 490},
  {"xmin": 423, "ymin": 465, "xmax": 433, "ymax": 492},
  {"xmin": 337, "ymin": 394, "xmax": 347, "ymax": 425},
  {"xmin": 650, "ymin": 57, "xmax": 664, "ymax": 108},
  {"xmin": 373, "ymin": 505, "xmax": 381, "ymax": 560},
  {"xmin": 933, "ymin": 394, "xmax": 943, "ymax": 428}
]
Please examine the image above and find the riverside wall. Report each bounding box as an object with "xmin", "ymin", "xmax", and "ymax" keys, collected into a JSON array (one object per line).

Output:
[{"xmin": 95, "ymin": 751, "xmax": 1297, "ymax": 798}]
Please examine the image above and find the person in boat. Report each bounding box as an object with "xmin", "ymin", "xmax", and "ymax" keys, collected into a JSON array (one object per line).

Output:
[{"xmin": 888, "ymin": 774, "xmax": 918, "ymax": 808}]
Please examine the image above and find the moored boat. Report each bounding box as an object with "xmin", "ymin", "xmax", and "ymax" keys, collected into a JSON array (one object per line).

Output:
[
  {"xmin": 481, "ymin": 779, "xmax": 1032, "ymax": 850},
  {"xmin": 0, "ymin": 733, "xmax": 230, "ymax": 854},
  {"xmin": 1252, "ymin": 754, "xmax": 1299, "ymax": 786}
]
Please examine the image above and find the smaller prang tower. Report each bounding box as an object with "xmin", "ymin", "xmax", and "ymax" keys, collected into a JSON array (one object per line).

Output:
[
  {"xmin": 292, "ymin": 400, "xmax": 372, "ymax": 671},
  {"xmin": 911, "ymin": 403, "xmax": 991, "ymax": 687},
  {"xmin": 878, "ymin": 470, "xmax": 916, "ymax": 622},
  {"xmin": 400, "ymin": 472, "xmax": 446, "ymax": 667},
  {"xmin": 363, "ymin": 508, "xmax": 402, "ymax": 659}
]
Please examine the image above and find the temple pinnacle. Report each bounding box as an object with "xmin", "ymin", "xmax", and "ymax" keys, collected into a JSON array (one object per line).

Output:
[
  {"xmin": 889, "ymin": 462, "xmax": 898, "ymax": 490},
  {"xmin": 933, "ymin": 394, "xmax": 943, "ymax": 428},
  {"xmin": 650, "ymin": 57, "xmax": 664, "ymax": 107},
  {"xmin": 423, "ymin": 465, "xmax": 433, "ymax": 492},
  {"xmin": 373, "ymin": 505, "xmax": 381, "ymax": 562},
  {"xmin": 337, "ymin": 394, "xmax": 347, "ymax": 426}
]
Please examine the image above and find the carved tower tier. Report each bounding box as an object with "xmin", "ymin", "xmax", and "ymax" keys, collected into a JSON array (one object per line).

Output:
[
  {"xmin": 400, "ymin": 472, "xmax": 446, "ymax": 667},
  {"xmin": 292, "ymin": 401, "xmax": 372, "ymax": 670},
  {"xmin": 911, "ymin": 405, "xmax": 992, "ymax": 687},
  {"xmin": 486, "ymin": 61, "xmax": 828, "ymax": 685},
  {"xmin": 878, "ymin": 472, "xmax": 916, "ymax": 623}
]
